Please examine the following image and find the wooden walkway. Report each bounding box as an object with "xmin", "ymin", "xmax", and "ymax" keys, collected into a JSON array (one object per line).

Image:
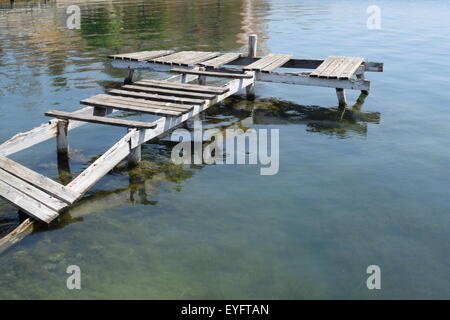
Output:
[{"xmin": 0, "ymin": 35, "xmax": 383, "ymax": 252}]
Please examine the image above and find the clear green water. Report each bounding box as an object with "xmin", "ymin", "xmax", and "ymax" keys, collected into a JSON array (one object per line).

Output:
[{"xmin": 0, "ymin": 0, "xmax": 450, "ymax": 299}]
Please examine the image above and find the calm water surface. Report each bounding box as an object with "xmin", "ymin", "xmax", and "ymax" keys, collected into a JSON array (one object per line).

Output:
[{"xmin": 0, "ymin": 0, "xmax": 449, "ymax": 299}]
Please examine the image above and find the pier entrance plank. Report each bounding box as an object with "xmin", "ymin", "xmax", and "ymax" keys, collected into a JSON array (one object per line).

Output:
[{"xmin": 45, "ymin": 110, "xmax": 157, "ymax": 129}]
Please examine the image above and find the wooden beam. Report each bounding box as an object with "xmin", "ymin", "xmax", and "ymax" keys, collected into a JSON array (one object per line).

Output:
[
  {"xmin": 0, "ymin": 218, "xmax": 35, "ymax": 254},
  {"xmin": 56, "ymin": 120, "xmax": 69, "ymax": 156},
  {"xmin": 67, "ymin": 130, "xmax": 136, "ymax": 194},
  {"xmin": 0, "ymin": 168, "xmax": 67, "ymax": 212},
  {"xmin": 133, "ymin": 79, "xmax": 228, "ymax": 94},
  {"xmin": 45, "ymin": 110, "xmax": 157, "ymax": 129},
  {"xmin": 0, "ymin": 179, "xmax": 59, "ymax": 223},
  {"xmin": 336, "ymin": 88, "xmax": 347, "ymax": 107},
  {"xmin": 170, "ymin": 68, "xmax": 254, "ymax": 79},
  {"xmin": 0, "ymin": 155, "xmax": 80, "ymax": 203},
  {"xmin": 256, "ymin": 72, "xmax": 370, "ymax": 91}
]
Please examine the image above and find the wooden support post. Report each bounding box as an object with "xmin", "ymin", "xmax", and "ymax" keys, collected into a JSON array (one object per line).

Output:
[
  {"xmin": 246, "ymin": 34, "xmax": 257, "ymax": 100},
  {"xmin": 336, "ymin": 88, "xmax": 347, "ymax": 107},
  {"xmin": 127, "ymin": 129, "xmax": 141, "ymax": 168},
  {"xmin": 124, "ymin": 69, "xmax": 134, "ymax": 84},
  {"xmin": 56, "ymin": 120, "xmax": 69, "ymax": 156},
  {"xmin": 356, "ymin": 73, "xmax": 369, "ymax": 95},
  {"xmin": 56, "ymin": 120, "xmax": 71, "ymax": 184},
  {"xmin": 198, "ymin": 67, "xmax": 206, "ymax": 85}
]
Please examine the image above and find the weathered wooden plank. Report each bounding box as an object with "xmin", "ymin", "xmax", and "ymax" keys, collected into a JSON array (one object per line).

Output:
[
  {"xmin": 181, "ymin": 52, "xmax": 221, "ymax": 66},
  {"xmin": 45, "ymin": 110, "xmax": 157, "ymax": 129},
  {"xmin": 0, "ymin": 179, "xmax": 59, "ymax": 223},
  {"xmin": 0, "ymin": 155, "xmax": 80, "ymax": 203},
  {"xmin": 170, "ymin": 68, "xmax": 253, "ymax": 79},
  {"xmin": 81, "ymin": 95, "xmax": 190, "ymax": 115},
  {"xmin": 151, "ymin": 51, "xmax": 196, "ymax": 64},
  {"xmin": 256, "ymin": 71, "xmax": 370, "ymax": 91},
  {"xmin": 108, "ymin": 50, "xmax": 174, "ymax": 61},
  {"xmin": 108, "ymin": 89, "xmax": 205, "ymax": 105},
  {"xmin": 0, "ymin": 218, "xmax": 35, "ymax": 254},
  {"xmin": 135, "ymin": 79, "xmax": 228, "ymax": 94},
  {"xmin": 309, "ymin": 56, "xmax": 337, "ymax": 78},
  {"xmin": 200, "ymin": 53, "xmax": 242, "ymax": 68},
  {"xmin": 338, "ymin": 57, "xmax": 364, "ymax": 79},
  {"xmin": 243, "ymin": 54, "xmax": 280, "ymax": 71},
  {"xmin": 0, "ymin": 169, "xmax": 67, "ymax": 212},
  {"xmin": 261, "ymin": 54, "xmax": 293, "ymax": 72},
  {"xmin": 320, "ymin": 57, "xmax": 350, "ymax": 79},
  {"xmin": 122, "ymin": 84, "xmax": 217, "ymax": 99},
  {"xmin": 244, "ymin": 54, "xmax": 292, "ymax": 71},
  {"xmin": 67, "ymin": 130, "xmax": 135, "ymax": 194}
]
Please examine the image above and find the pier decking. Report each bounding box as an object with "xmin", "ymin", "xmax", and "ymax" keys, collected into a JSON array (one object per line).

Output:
[{"xmin": 0, "ymin": 35, "xmax": 383, "ymax": 252}]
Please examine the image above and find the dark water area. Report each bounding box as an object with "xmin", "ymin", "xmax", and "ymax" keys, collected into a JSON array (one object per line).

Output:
[{"xmin": 0, "ymin": 0, "xmax": 449, "ymax": 299}]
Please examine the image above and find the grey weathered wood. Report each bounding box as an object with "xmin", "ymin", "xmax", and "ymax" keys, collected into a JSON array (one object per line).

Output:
[
  {"xmin": 0, "ymin": 155, "xmax": 79, "ymax": 203},
  {"xmin": 0, "ymin": 179, "xmax": 59, "ymax": 223},
  {"xmin": 135, "ymin": 79, "xmax": 228, "ymax": 94},
  {"xmin": 0, "ymin": 218, "xmax": 35, "ymax": 254},
  {"xmin": 45, "ymin": 110, "xmax": 157, "ymax": 129},
  {"xmin": 244, "ymin": 54, "xmax": 292, "ymax": 72},
  {"xmin": 108, "ymin": 50, "xmax": 174, "ymax": 61},
  {"xmin": 81, "ymin": 95, "xmax": 188, "ymax": 116},
  {"xmin": 256, "ymin": 71, "xmax": 370, "ymax": 91},
  {"xmin": 310, "ymin": 56, "xmax": 364, "ymax": 79},
  {"xmin": 248, "ymin": 34, "xmax": 257, "ymax": 58},
  {"xmin": 56, "ymin": 120, "xmax": 69, "ymax": 155},
  {"xmin": 336, "ymin": 88, "xmax": 347, "ymax": 107},
  {"xmin": 0, "ymin": 168, "xmax": 67, "ymax": 212},
  {"xmin": 261, "ymin": 54, "xmax": 293, "ymax": 72},
  {"xmin": 108, "ymin": 89, "xmax": 205, "ymax": 105},
  {"xmin": 181, "ymin": 52, "xmax": 221, "ymax": 66},
  {"xmin": 170, "ymin": 68, "xmax": 253, "ymax": 79},
  {"xmin": 128, "ymin": 129, "xmax": 141, "ymax": 168},
  {"xmin": 200, "ymin": 53, "xmax": 242, "ymax": 68},
  {"xmin": 67, "ymin": 130, "xmax": 136, "ymax": 194},
  {"xmin": 151, "ymin": 51, "xmax": 196, "ymax": 64},
  {"xmin": 122, "ymin": 84, "xmax": 217, "ymax": 99},
  {"xmin": 338, "ymin": 57, "xmax": 364, "ymax": 79}
]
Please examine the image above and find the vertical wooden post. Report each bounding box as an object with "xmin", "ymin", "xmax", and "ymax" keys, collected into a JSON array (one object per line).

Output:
[
  {"xmin": 56, "ymin": 120, "xmax": 71, "ymax": 184},
  {"xmin": 198, "ymin": 67, "xmax": 206, "ymax": 85},
  {"xmin": 336, "ymin": 88, "xmax": 347, "ymax": 107},
  {"xmin": 124, "ymin": 68, "xmax": 134, "ymax": 84},
  {"xmin": 246, "ymin": 34, "xmax": 257, "ymax": 100},
  {"xmin": 127, "ymin": 129, "xmax": 141, "ymax": 168},
  {"xmin": 56, "ymin": 120, "xmax": 69, "ymax": 156}
]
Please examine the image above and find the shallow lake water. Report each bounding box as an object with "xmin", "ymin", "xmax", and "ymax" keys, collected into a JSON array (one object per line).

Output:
[{"xmin": 0, "ymin": 0, "xmax": 449, "ymax": 299}]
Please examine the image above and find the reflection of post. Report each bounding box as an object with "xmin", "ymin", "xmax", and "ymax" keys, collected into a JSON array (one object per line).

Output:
[
  {"xmin": 246, "ymin": 34, "xmax": 257, "ymax": 100},
  {"xmin": 124, "ymin": 69, "xmax": 134, "ymax": 84}
]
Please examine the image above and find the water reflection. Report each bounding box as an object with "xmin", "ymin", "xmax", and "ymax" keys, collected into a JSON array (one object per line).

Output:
[{"xmin": 0, "ymin": 94, "xmax": 380, "ymax": 239}]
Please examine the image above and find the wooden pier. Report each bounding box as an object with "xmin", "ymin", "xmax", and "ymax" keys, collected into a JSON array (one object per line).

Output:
[{"xmin": 0, "ymin": 35, "xmax": 383, "ymax": 252}]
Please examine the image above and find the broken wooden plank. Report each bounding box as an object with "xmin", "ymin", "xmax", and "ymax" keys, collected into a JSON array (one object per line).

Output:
[
  {"xmin": 170, "ymin": 68, "xmax": 253, "ymax": 79},
  {"xmin": 108, "ymin": 89, "xmax": 205, "ymax": 105},
  {"xmin": 135, "ymin": 79, "xmax": 228, "ymax": 94},
  {"xmin": 122, "ymin": 84, "xmax": 217, "ymax": 99},
  {"xmin": 0, "ymin": 155, "xmax": 80, "ymax": 203},
  {"xmin": 0, "ymin": 218, "xmax": 35, "ymax": 254},
  {"xmin": 0, "ymin": 169, "xmax": 67, "ymax": 212},
  {"xmin": 0, "ymin": 179, "xmax": 59, "ymax": 224},
  {"xmin": 200, "ymin": 52, "xmax": 242, "ymax": 68},
  {"xmin": 45, "ymin": 110, "xmax": 157, "ymax": 129}
]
